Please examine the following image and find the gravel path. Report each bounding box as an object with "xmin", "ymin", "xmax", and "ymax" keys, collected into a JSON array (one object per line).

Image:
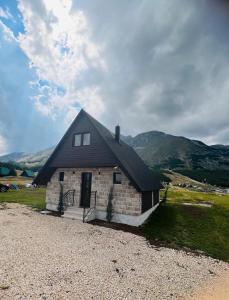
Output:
[{"xmin": 0, "ymin": 203, "xmax": 228, "ymax": 300}]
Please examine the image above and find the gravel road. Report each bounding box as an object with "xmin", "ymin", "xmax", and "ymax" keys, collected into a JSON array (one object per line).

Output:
[{"xmin": 0, "ymin": 203, "xmax": 228, "ymax": 300}]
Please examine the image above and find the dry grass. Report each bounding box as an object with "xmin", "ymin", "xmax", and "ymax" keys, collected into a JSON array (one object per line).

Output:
[{"xmin": 0, "ymin": 176, "xmax": 32, "ymax": 186}]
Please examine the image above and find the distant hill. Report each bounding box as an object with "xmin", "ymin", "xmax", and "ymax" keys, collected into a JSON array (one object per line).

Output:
[
  {"xmin": 0, "ymin": 147, "xmax": 54, "ymax": 170},
  {"xmin": 1, "ymin": 131, "xmax": 229, "ymax": 172},
  {"xmin": 0, "ymin": 152, "xmax": 27, "ymax": 162},
  {"xmin": 16, "ymin": 147, "xmax": 54, "ymax": 168},
  {"xmin": 122, "ymin": 131, "xmax": 229, "ymax": 170}
]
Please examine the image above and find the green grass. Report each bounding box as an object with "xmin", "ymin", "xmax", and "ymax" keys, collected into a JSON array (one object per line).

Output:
[
  {"xmin": 0, "ymin": 188, "xmax": 46, "ymax": 210},
  {"xmin": 143, "ymin": 187, "xmax": 229, "ymax": 262}
]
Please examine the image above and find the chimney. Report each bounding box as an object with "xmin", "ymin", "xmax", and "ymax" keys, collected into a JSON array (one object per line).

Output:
[{"xmin": 115, "ymin": 125, "xmax": 120, "ymax": 143}]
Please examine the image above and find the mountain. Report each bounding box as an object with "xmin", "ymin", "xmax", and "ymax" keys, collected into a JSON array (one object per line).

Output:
[
  {"xmin": 0, "ymin": 147, "xmax": 54, "ymax": 169},
  {"xmin": 0, "ymin": 152, "xmax": 27, "ymax": 162},
  {"xmin": 1, "ymin": 131, "xmax": 229, "ymax": 171},
  {"xmin": 122, "ymin": 131, "xmax": 229, "ymax": 170}
]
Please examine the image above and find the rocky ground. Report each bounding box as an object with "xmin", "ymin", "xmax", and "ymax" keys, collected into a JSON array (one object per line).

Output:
[{"xmin": 0, "ymin": 203, "xmax": 228, "ymax": 300}]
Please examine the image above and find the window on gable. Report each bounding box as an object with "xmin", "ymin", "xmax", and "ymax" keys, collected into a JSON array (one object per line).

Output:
[
  {"xmin": 74, "ymin": 134, "xmax": 81, "ymax": 146},
  {"xmin": 73, "ymin": 133, "xmax": 91, "ymax": 146},
  {"xmin": 83, "ymin": 133, "xmax": 91, "ymax": 145},
  {"xmin": 59, "ymin": 172, "xmax": 64, "ymax": 182},
  {"xmin": 113, "ymin": 172, "xmax": 122, "ymax": 184}
]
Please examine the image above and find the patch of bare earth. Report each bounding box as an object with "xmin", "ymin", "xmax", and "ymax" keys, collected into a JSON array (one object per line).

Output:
[
  {"xmin": 189, "ymin": 270, "xmax": 229, "ymax": 300},
  {"xmin": 0, "ymin": 203, "xmax": 228, "ymax": 300}
]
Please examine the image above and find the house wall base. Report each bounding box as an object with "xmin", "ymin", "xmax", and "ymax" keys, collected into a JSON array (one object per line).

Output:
[
  {"xmin": 46, "ymin": 203, "xmax": 58, "ymax": 211},
  {"xmin": 96, "ymin": 203, "xmax": 159, "ymax": 227}
]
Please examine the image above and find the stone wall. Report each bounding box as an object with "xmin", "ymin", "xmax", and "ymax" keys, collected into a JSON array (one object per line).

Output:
[{"xmin": 46, "ymin": 167, "xmax": 142, "ymax": 216}]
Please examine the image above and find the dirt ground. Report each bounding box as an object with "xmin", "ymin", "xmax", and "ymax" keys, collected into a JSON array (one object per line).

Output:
[
  {"xmin": 0, "ymin": 203, "xmax": 228, "ymax": 300},
  {"xmin": 190, "ymin": 271, "xmax": 229, "ymax": 300}
]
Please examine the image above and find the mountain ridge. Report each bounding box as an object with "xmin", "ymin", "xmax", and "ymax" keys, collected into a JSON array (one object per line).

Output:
[{"xmin": 1, "ymin": 131, "xmax": 229, "ymax": 170}]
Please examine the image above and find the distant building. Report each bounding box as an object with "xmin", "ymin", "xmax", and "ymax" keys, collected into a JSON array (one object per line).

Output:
[
  {"xmin": 34, "ymin": 109, "xmax": 161, "ymax": 226},
  {"xmin": 0, "ymin": 167, "xmax": 10, "ymax": 177},
  {"xmin": 21, "ymin": 170, "xmax": 35, "ymax": 178},
  {"xmin": 0, "ymin": 166, "xmax": 16, "ymax": 177}
]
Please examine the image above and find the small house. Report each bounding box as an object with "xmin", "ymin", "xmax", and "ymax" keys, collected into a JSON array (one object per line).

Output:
[
  {"xmin": 21, "ymin": 169, "xmax": 35, "ymax": 178},
  {"xmin": 34, "ymin": 110, "xmax": 161, "ymax": 226}
]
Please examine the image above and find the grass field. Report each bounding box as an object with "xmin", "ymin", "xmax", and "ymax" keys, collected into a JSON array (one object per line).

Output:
[
  {"xmin": 0, "ymin": 188, "xmax": 46, "ymax": 210},
  {"xmin": 143, "ymin": 187, "xmax": 229, "ymax": 262}
]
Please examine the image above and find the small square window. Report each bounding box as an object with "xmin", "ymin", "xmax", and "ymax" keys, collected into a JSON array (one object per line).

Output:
[
  {"xmin": 83, "ymin": 133, "xmax": 91, "ymax": 146},
  {"xmin": 59, "ymin": 172, "xmax": 64, "ymax": 182},
  {"xmin": 113, "ymin": 172, "xmax": 122, "ymax": 184},
  {"xmin": 74, "ymin": 134, "xmax": 81, "ymax": 146}
]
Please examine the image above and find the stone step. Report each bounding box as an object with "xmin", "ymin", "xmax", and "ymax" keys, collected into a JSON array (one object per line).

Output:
[
  {"xmin": 62, "ymin": 206, "xmax": 95, "ymax": 222},
  {"xmin": 62, "ymin": 207, "xmax": 84, "ymax": 220}
]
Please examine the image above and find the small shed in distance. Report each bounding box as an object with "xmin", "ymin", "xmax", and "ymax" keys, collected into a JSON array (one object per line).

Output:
[{"xmin": 21, "ymin": 170, "xmax": 35, "ymax": 178}]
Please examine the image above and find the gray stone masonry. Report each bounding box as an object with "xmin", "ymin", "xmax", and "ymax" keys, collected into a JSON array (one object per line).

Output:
[{"xmin": 46, "ymin": 167, "xmax": 142, "ymax": 216}]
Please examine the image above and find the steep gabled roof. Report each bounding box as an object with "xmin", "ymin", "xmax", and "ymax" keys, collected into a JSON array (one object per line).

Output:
[
  {"xmin": 84, "ymin": 111, "xmax": 161, "ymax": 191},
  {"xmin": 34, "ymin": 109, "xmax": 161, "ymax": 191},
  {"xmin": 21, "ymin": 169, "xmax": 35, "ymax": 178}
]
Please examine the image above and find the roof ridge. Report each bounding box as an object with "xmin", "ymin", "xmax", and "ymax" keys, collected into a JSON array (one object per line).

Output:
[{"xmin": 84, "ymin": 111, "xmax": 148, "ymax": 191}]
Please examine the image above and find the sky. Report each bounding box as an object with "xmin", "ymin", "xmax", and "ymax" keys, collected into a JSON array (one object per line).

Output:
[{"xmin": 0, "ymin": 0, "xmax": 229, "ymax": 155}]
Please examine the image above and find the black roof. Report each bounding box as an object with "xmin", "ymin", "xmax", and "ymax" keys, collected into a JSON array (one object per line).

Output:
[{"xmin": 34, "ymin": 109, "xmax": 161, "ymax": 191}]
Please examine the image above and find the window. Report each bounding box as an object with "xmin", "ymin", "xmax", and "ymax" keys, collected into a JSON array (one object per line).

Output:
[
  {"xmin": 73, "ymin": 133, "xmax": 91, "ymax": 146},
  {"xmin": 83, "ymin": 133, "xmax": 91, "ymax": 146},
  {"xmin": 113, "ymin": 172, "xmax": 122, "ymax": 184},
  {"xmin": 59, "ymin": 172, "xmax": 64, "ymax": 182},
  {"xmin": 74, "ymin": 134, "xmax": 81, "ymax": 146}
]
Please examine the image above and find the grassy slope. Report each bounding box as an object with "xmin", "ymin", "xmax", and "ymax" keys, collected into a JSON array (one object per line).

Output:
[
  {"xmin": 143, "ymin": 187, "xmax": 229, "ymax": 262},
  {"xmin": 0, "ymin": 188, "xmax": 46, "ymax": 210}
]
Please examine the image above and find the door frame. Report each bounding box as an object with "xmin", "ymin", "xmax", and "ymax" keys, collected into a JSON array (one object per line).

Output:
[{"xmin": 80, "ymin": 172, "xmax": 92, "ymax": 208}]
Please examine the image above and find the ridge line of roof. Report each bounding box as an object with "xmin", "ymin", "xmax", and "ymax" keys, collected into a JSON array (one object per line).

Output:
[{"xmin": 83, "ymin": 111, "xmax": 144, "ymax": 191}]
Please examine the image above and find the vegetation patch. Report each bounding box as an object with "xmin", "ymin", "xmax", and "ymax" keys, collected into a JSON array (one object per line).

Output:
[
  {"xmin": 0, "ymin": 188, "xmax": 46, "ymax": 210},
  {"xmin": 143, "ymin": 188, "xmax": 229, "ymax": 262}
]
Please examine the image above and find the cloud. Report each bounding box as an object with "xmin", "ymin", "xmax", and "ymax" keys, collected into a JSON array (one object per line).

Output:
[
  {"xmin": 0, "ymin": 18, "xmax": 65, "ymax": 154},
  {"xmin": 0, "ymin": 19, "xmax": 16, "ymax": 42},
  {"xmin": 17, "ymin": 0, "xmax": 106, "ymax": 121},
  {"xmin": 0, "ymin": 7, "xmax": 13, "ymax": 20},
  {"xmin": 71, "ymin": 0, "xmax": 229, "ymax": 144},
  {"xmin": 2, "ymin": 0, "xmax": 229, "ymax": 153}
]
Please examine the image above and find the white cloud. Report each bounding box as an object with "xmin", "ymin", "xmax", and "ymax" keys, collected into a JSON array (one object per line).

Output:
[
  {"xmin": 2, "ymin": 0, "xmax": 229, "ymax": 146},
  {"xmin": 0, "ymin": 20, "xmax": 16, "ymax": 42},
  {"xmin": 0, "ymin": 7, "xmax": 13, "ymax": 20},
  {"xmin": 0, "ymin": 134, "xmax": 8, "ymax": 155},
  {"xmin": 17, "ymin": 0, "xmax": 106, "ymax": 123}
]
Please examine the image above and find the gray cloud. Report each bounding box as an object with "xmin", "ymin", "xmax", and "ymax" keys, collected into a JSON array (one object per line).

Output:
[{"xmin": 74, "ymin": 0, "xmax": 229, "ymax": 145}]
